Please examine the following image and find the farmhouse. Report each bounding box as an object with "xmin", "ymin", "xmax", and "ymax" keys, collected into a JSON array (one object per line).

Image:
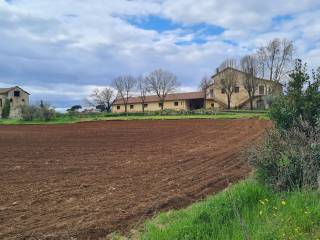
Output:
[
  {"xmin": 112, "ymin": 67, "xmax": 283, "ymax": 113},
  {"xmin": 0, "ymin": 86, "xmax": 30, "ymax": 119},
  {"xmin": 208, "ymin": 67, "xmax": 283, "ymax": 109}
]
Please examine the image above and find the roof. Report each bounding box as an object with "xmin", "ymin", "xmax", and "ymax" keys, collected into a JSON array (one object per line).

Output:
[
  {"xmin": 114, "ymin": 91, "xmax": 205, "ymax": 105},
  {"xmin": 211, "ymin": 67, "xmax": 283, "ymax": 86},
  {"xmin": 0, "ymin": 86, "xmax": 30, "ymax": 95}
]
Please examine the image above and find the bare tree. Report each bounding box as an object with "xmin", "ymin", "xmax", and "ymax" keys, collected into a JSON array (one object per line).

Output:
[
  {"xmin": 219, "ymin": 58, "xmax": 238, "ymax": 71},
  {"xmin": 241, "ymin": 55, "xmax": 259, "ymax": 110},
  {"xmin": 257, "ymin": 38, "xmax": 294, "ymax": 84},
  {"xmin": 137, "ymin": 75, "xmax": 148, "ymax": 113},
  {"xmin": 199, "ymin": 74, "xmax": 211, "ymax": 106},
  {"xmin": 85, "ymin": 87, "xmax": 116, "ymax": 112},
  {"xmin": 112, "ymin": 75, "xmax": 136, "ymax": 113},
  {"xmin": 146, "ymin": 69, "xmax": 179, "ymax": 111},
  {"xmin": 219, "ymin": 59, "xmax": 238, "ymax": 109}
]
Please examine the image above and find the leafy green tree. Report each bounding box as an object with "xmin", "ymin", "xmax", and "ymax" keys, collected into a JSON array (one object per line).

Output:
[{"xmin": 270, "ymin": 59, "xmax": 320, "ymax": 130}]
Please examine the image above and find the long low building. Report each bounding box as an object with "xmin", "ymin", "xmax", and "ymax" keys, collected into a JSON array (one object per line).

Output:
[{"xmin": 113, "ymin": 92, "xmax": 207, "ymax": 113}]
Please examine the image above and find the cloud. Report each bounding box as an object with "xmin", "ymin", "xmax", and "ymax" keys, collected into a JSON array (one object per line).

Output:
[{"xmin": 0, "ymin": 0, "xmax": 319, "ymax": 107}]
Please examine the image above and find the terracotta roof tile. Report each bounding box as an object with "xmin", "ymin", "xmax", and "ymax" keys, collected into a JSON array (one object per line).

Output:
[{"xmin": 114, "ymin": 92, "xmax": 204, "ymax": 105}]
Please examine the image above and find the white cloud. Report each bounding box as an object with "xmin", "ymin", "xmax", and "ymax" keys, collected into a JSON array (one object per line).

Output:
[{"xmin": 0, "ymin": 0, "xmax": 319, "ymax": 107}]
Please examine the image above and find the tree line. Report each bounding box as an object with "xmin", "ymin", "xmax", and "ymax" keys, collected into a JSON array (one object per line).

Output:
[{"xmin": 86, "ymin": 69, "xmax": 180, "ymax": 113}]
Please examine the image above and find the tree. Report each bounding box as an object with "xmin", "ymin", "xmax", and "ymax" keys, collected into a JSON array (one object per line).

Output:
[
  {"xmin": 241, "ymin": 55, "xmax": 259, "ymax": 110},
  {"xmin": 199, "ymin": 75, "xmax": 211, "ymax": 107},
  {"xmin": 270, "ymin": 59, "xmax": 320, "ymax": 130},
  {"xmin": 257, "ymin": 38, "xmax": 294, "ymax": 88},
  {"xmin": 112, "ymin": 75, "xmax": 136, "ymax": 114},
  {"xmin": 219, "ymin": 59, "xmax": 238, "ymax": 109},
  {"xmin": 146, "ymin": 69, "xmax": 179, "ymax": 111},
  {"xmin": 1, "ymin": 99, "xmax": 10, "ymax": 118},
  {"xmin": 68, "ymin": 105, "xmax": 82, "ymax": 112},
  {"xmin": 86, "ymin": 88, "xmax": 116, "ymax": 112},
  {"xmin": 137, "ymin": 75, "xmax": 148, "ymax": 112}
]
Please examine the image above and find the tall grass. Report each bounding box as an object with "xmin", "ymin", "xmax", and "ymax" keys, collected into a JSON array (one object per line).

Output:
[{"xmin": 138, "ymin": 180, "xmax": 320, "ymax": 240}]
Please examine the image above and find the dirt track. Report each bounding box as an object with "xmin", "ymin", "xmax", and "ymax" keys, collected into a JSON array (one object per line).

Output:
[{"xmin": 0, "ymin": 119, "xmax": 270, "ymax": 239}]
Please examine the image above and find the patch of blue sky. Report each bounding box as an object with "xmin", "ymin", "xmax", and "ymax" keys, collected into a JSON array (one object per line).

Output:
[
  {"xmin": 126, "ymin": 15, "xmax": 182, "ymax": 32},
  {"xmin": 272, "ymin": 14, "xmax": 293, "ymax": 25},
  {"xmin": 223, "ymin": 39, "xmax": 238, "ymax": 46},
  {"xmin": 176, "ymin": 38, "xmax": 207, "ymax": 46},
  {"xmin": 126, "ymin": 15, "xmax": 225, "ymax": 45}
]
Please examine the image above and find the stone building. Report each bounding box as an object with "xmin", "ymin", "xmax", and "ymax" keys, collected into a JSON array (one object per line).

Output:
[{"xmin": 0, "ymin": 86, "xmax": 30, "ymax": 119}]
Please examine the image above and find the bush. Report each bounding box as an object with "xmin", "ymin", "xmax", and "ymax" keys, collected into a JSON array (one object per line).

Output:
[
  {"xmin": 20, "ymin": 105, "xmax": 38, "ymax": 121},
  {"xmin": 1, "ymin": 99, "xmax": 10, "ymax": 119},
  {"xmin": 248, "ymin": 121, "xmax": 320, "ymax": 191},
  {"xmin": 38, "ymin": 102, "xmax": 56, "ymax": 121},
  {"xmin": 19, "ymin": 102, "xmax": 56, "ymax": 121},
  {"xmin": 249, "ymin": 60, "xmax": 320, "ymax": 191}
]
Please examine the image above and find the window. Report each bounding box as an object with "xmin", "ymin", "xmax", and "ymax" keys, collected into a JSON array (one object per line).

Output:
[
  {"xmin": 159, "ymin": 102, "xmax": 163, "ymax": 108},
  {"xmin": 14, "ymin": 91, "xmax": 20, "ymax": 97},
  {"xmin": 0, "ymin": 99, "xmax": 2, "ymax": 107},
  {"xmin": 130, "ymin": 105, "xmax": 134, "ymax": 109},
  {"xmin": 174, "ymin": 101, "xmax": 179, "ymax": 106},
  {"xmin": 234, "ymin": 86, "xmax": 240, "ymax": 93},
  {"xmin": 221, "ymin": 88, "xmax": 226, "ymax": 94},
  {"xmin": 256, "ymin": 99, "xmax": 265, "ymax": 109},
  {"xmin": 209, "ymin": 89, "xmax": 214, "ymax": 98},
  {"xmin": 259, "ymin": 85, "xmax": 265, "ymax": 95},
  {"xmin": 143, "ymin": 103, "xmax": 148, "ymax": 108},
  {"xmin": 211, "ymin": 103, "xmax": 214, "ymax": 108},
  {"xmin": 117, "ymin": 105, "xmax": 120, "ymax": 110},
  {"xmin": 22, "ymin": 99, "xmax": 25, "ymax": 102},
  {"xmin": 10, "ymin": 98, "xmax": 13, "ymax": 102}
]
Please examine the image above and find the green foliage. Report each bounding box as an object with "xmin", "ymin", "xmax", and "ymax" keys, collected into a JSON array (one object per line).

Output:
[
  {"xmin": 139, "ymin": 180, "xmax": 320, "ymax": 240},
  {"xmin": 18, "ymin": 102, "xmax": 56, "ymax": 121},
  {"xmin": 1, "ymin": 99, "xmax": 11, "ymax": 119},
  {"xmin": 20, "ymin": 105, "xmax": 38, "ymax": 121},
  {"xmin": 254, "ymin": 59, "xmax": 320, "ymax": 191},
  {"xmin": 0, "ymin": 111, "xmax": 268, "ymax": 125},
  {"xmin": 248, "ymin": 124, "xmax": 320, "ymax": 191},
  {"xmin": 269, "ymin": 59, "xmax": 320, "ymax": 130},
  {"xmin": 37, "ymin": 101, "xmax": 56, "ymax": 121}
]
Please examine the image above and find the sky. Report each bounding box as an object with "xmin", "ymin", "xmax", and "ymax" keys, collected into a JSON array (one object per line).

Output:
[{"xmin": 0, "ymin": 0, "xmax": 320, "ymax": 109}]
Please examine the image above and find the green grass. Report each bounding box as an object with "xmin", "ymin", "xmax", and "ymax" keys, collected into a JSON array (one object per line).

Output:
[
  {"xmin": 0, "ymin": 112, "xmax": 268, "ymax": 125},
  {"xmin": 136, "ymin": 180, "xmax": 320, "ymax": 240}
]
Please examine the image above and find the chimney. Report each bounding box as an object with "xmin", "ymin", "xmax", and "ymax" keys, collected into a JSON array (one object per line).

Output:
[{"xmin": 216, "ymin": 68, "xmax": 219, "ymax": 74}]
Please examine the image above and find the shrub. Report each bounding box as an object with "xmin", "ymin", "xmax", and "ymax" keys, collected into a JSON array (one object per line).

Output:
[
  {"xmin": 248, "ymin": 121, "xmax": 320, "ymax": 191},
  {"xmin": 1, "ymin": 99, "xmax": 10, "ymax": 119},
  {"xmin": 20, "ymin": 105, "xmax": 38, "ymax": 121},
  {"xmin": 37, "ymin": 102, "xmax": 56, "ymax": 121},
  {"xmin": 251, "ymin": 60, "xmax": 320, "ymax": 191}
]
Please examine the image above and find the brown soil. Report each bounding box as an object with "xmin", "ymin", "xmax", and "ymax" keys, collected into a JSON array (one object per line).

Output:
[{"xmin": 0, "ymin": 119, "xmax": 270, "ymax": 239}]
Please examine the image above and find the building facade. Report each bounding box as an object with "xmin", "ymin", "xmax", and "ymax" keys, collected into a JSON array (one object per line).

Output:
[
  {"xmin": 207, "ymin": 67, "xmax": 283, "ymax": 109},
  {"xmin": 113, "ymin": 92, "xmax": 205, "ymax": 113},
  {"xmin": 0, "ymin": 86, "xmax": 30, "ymax": 119},
  {"xmin": 112, "ymin": 67, "xmax": 283, "ymax": 113}
]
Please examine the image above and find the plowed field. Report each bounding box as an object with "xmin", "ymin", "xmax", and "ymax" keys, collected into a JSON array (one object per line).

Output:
[{"xmin": 0, "ymin": 119, "xmax": 270, "ymax": 239}]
